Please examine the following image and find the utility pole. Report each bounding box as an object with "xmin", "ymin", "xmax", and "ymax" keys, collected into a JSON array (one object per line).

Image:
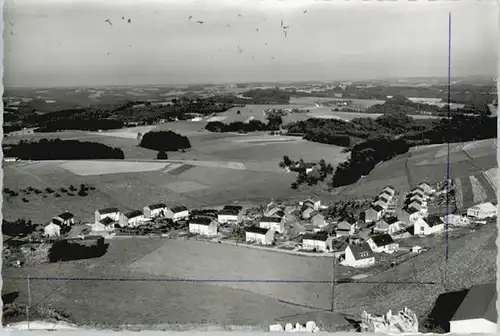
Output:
[
  {"xmin": 330, "ymin": 254, "xmax": 336, "ymax": 312},
  {"xmin": 27, "ymin": 276, "xmax": 31, "ymax": 330}
]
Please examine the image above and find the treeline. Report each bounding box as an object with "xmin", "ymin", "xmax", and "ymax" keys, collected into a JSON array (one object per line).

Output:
[
  {"xmin": 331, "ymin": 137, "xmax": 410, "ymax": 187},
  {"xmin": 238, "ymin": 88, "xmax": 291, "ymax": 104},
  {"xmin": 4, "ymin": 139, "xmax": 125, "ymax": 160},
  {"xmin": 48, "ymin": 237, "xmax": 109, "ymax": 262},
  {"xmin": 35, "ymin": 119, "xmax": 124, "ymax": 132},
  {"xmin": 2, "ymin": 219, "xmax": 36, "ymax": 237},
  {"xmin": 206, "ymin": 115, "xmax": 283, "ymax": 133},
  {"xmin": 139, "ymin": 130, "xmax": 191, "ymax": 152}
]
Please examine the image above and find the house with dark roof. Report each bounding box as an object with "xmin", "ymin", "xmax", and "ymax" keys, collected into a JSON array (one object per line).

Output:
[
  {"xmin": 335, "ymin": 220, "xmax": 357, "ymax": 237},
  {"xmin": 366, "ymin": 234, "xmax": 399, "ymax": 253},
  {"xmin": 300, "ymin": 199, "xmax": 321, "ymax": 211},
  {"xmin": 400, "ymin": 206, "xmax": 422, "ymax": 225},
  {"xmin": 259, "ymin": 216, "xmax": 285, "ymax": 233},
  {"xmin": 52, "ymin": 212, "xmax": 75, "ymax": 227},
  {"xmin": 365, "ymin": 204, "xmax": 384, "ymax": 223},
  {"xmin": 171, "ymin": 206, "xmax": 190, "ymax": 222},
  {"xmin": 414, "ymin": 215, "xmax": 444, "ymax": 236},
  {"xmin": 373, "ymin": 217, "xmax": 402, "ymax": 235},
  {"xmin": 312, "ymin": 213, "xmax": 327, "ymax": 228},
  {"xmin": 143, "ymin": 203, "xmax": 170, "ymax": 219},
  {"xmin": 91, "ymin": 216, "xmax": 116, "ymax": 234},
  {"xmin": 302, "ymin": 232, "xmax": 333, "ymax": 252},
  {"xmin": 218, "ymin": 207, "xmax": 243, "ymax": 224},
  {"xmin": 449, "ymin": 282, "xmax": 497, "ymax": 333},
  {"xmin": 95, "ymin": 207, "xmax": 120, "ymax": 223},
  {"xmin": 119, "ymin": 210, "xmax": 145, "ymax": 227},
  {"xmin": 189, "ymin": 216, "xmax": 218, "ymax": 236},
  {"xmin": 245, "ymin": 226, "xmax": 275, "ymax": 245},
  {"xmin": 342, "ymin": 243, "xmax": 375, "ymax": 268}
]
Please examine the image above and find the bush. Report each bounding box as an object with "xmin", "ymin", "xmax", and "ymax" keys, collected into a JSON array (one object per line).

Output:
[
  {"xmin": 157, "ymin": 151, "xmax": 168, "ymax": 160},
  {"xmin": 48, "ymin": 238, "xmax": 108, "ymax": 262},
  {"xmin": 139, "ymin": 131, "xmax": 191, "ymax": 152}
]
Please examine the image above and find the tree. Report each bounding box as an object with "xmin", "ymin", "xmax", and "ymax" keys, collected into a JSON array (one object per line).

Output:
[
  {"xmin": 283, "ymin": 155, "xmax": 292, "ymax": 166},
  {"xmin": 157, "ymin": 151, "xmax": 168, "ymax": 160}
]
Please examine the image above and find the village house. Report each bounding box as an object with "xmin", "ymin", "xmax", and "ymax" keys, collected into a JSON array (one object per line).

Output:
[
  {"xmin": 418, "ymin": 182, "xmax": 436, "ymax": 195},
  {"xmin": 413, "ymin": 215, "xmax": 445, "ymax": 236},
  {"xmin": 264, "ymin": 205, "xmax": 285, "ymax": 218},
  {"xmin": 367, "ymin": 234, "xmax": 399, "ymax": 254},
  {"xmin": 143, "ymin": 203, "xmax": 170, "ymax": 219},
  {"xmin": 91, "ymin": 217, "xmax": 116, "ymax": 234},
  {"xmin": 449, "ymin": 282, "xmax": 497, "ymax": 334},
  {"xmin": 259, "ymin": 216, "xmax": 285, "ymax": 233},
  {"xmin": 377, "ymin": 194, "xmax": 391, "ymax": 204},
  {"xmin": 373, "ymin": 217, "xmax": 401, "ymax": 235},
  {"xmin": 119, "ymin": 210, "xmax": 145, "ymax": 228},
  {"xmin": 312, "ymin": 213, "xmax": 327, "ymax": 228},
  {"xmin": 44, "ymin": 222, "xmax": 61, "ymax": 237},
  {"xmin": 302, "ymin": 232, "xmax": 333, "ymax": 252},
  {"xmin": 467, "ymin": 202, "xmax": 497, "ymax": 219},
  {"xmin": 365, "ymin": 205, "xmax": 384, "ymax": 223},
  {"xmin": 188, "ymin": 216, "xmax": 218, "ymax": 236},
  {"xmin": 218, "ymin": 206, "xmax": 243, "ymax": 224},
  {"xmin": 300, "ymin": 199, "xmax": 321, "ymax": 211},
  {"xmin": 381, "ymin": 186, "xmax": 395, "ymax": 198},
  {"xmin": 245, "ymin": 226, "xmax": 275, "ymax": 245},
  {"xmin": 301, "ymin": 207, "xmax": 315, "ymax": 220},
  {"xmin": 373, "ymin": 199, "xmax": 388, "ymax": 210},
  {"xmin": 53, "ymin": 212, "xmax": 75, "ymax": 227},
  {"xmin": 95, "ymin": 207, "xmax": 120, "ymax": 223},
  {"xmin": 171, "ymin": 206, "xmax": 190, "ymax": 222},
  {"xmin": 400, "ymin": 206, "xmax": 421, "ymax": 225},
  {"xmin": 410, "ymin": 188, "xmax": 426, "ymax": 199},
  {"xmin": 335, "ymin": 220, "xmax": 357, "ymax": 237},
  {"xmin": 342, "ymin": 243, "xmax": 375, "ymax": 268}
]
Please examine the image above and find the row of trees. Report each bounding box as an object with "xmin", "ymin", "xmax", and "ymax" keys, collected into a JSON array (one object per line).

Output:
[
  {"xmin": 4, "ymin": 139, "xmax": 125, "ymax": 160},
  {"xmin": 48, "ymin": 237, "xmax": 108, "ymax": 262},
  {"xmin": 205, "ymin": 115, "xmax": 283, "ymax": 133},
  {"xmin": 35, "ymin": 118, "xmax": 124, "ymax": 132}
]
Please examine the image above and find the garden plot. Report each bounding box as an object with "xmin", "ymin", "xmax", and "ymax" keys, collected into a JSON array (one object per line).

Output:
[
  {"xmin": 454, "ymin": 178, "xmax": 464, "ymax": 210},
  {"xmin": 469, "ymin": 175, "xmax": 488, "ymax": 204},
  {"xmin": 484, "ymin": 168, "xmax": 498, "ymax": 192},
  {"xmin": 60, "ymin": 161, "xmax": 170, "ymax": 176}
]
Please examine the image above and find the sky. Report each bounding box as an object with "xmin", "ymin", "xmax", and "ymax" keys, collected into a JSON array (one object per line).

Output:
[{"xmin": 3, "ymin": 0, "xmax": 498, "ymax": 87}]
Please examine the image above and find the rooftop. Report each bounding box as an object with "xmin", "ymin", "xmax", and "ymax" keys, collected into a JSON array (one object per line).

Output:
[
  {"xmin": 246, "ymin": 226, "xmax": 269, "ymax": 235},
  {"xmin": 100, "ymin": 217, "xmax": 115, "ymax": 225},
  {"xmin": 124, "ymin": 210, "xmax": 143, "ymax": 219},
  {"xmin": 303, "ymin": 231, "xmax": 329, "ymax": 241},
  {"xmin": 97, "ymin": 207, "xmax": 119, "ymax": 214},
  {"xmin": 147, "ymin": 203, "xmax": 167, "ymax": 210},
  {"xmin": 348, "ymin": 242, "xmax": 374, "ymax": 260},
  {"xmin": 450, "ymin": 282, "xmax": 497, "ymax": 323},
  {"xmin": 223, "ymin": 205, "xmax": 243, "ymax": 211},
  {"xmin": 171, "ymin": 206, "xmax": 188, "ymax": 213},
  {"xmin": 189, "ymin": 216, "xmax": 213, "ymax": 225},
  {"xmin": 370, "ymin": 234, "xmax": 395, "ymax": 247},
  {"xmin": 218, "ymin": 208, "xmax": 240, "ymax": 216},
  {"xmin": 260, "ymin": 216, "xmax": 282, "ymax": 223},
  {"xmin": 58, "ymin": 212, "xmax": 74, "ymax": 220}
]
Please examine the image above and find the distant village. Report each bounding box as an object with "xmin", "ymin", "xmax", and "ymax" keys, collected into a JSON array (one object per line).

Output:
[{"xmin": 37, "ymin": 179, "xmax": 497, "ymax": 270}]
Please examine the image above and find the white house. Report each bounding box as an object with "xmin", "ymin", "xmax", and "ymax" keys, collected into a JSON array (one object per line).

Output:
[
  {"xmin": 373, "ymin": 217, "xmax": 401, "ymax": 235},
  {"xmin": 53, "ymin": 212, "xmax": 75, "ymax": 227},
  {"xmin": 400, "ymin": 206, "xmax": 421, "ymax": 225},
  {"xmin": 367, "ymin": 234, "xmax": 399, "ymax": 254},
  {"xmin": 449, "ymin": 282, "xmax": 497, "ymax": 334},
  {"xmin": 418, "ymin": 182, "xmax": 435, "ymax": 195},
  {"xmin": 171, "ymin": 206, "xmax": 190, "ymax": 222},
  {"xmin": 91, "ymin": 217, "xmax": 116, "ymax": 234},
  {"xmin": 413, "ymin": 215, "xmax": 445, "ymax": 236},
  {"xmin": 467, "ymin": 202, "xmax": 497, "ymax": 219},
  {"xmin": 312, "ymin": 213, "xmax": 327, "ymax": 228},
  {"xmin": 119, "ymin": 210, "xmax": 145, "ymax": 227},
  {"xmin": 302, "ymin": 232, "xmax": 333, "ymax": 252},
  {"xmin": 143, "ymin": 203, "xmax": 170, "ymax": 219},
  {"xmin": 259, "ymin": 216, "xmax": 285, "ymax": 233},
  {"xmin": 342, "ymin": 243, "xmax": 375, "ymax": 268},
  {"xmin": 365, "ymin": 205, "xmax": 384, "ymax": 223},
  {"xmin": 381, "ymin": 186, "xmax": 395, "ymax": 198},
  {"xmin": 44, "ymin": 222, "xmax": 61, "ymax": 237},
  {"xmin": 301, "ymin": 207, "xmax": 315, "ymax": 220},
  {"xmin": 218, "ymin": 206, "xmax": 243, "ymax": 224},
  {"xmin": 189, "ymin": 217, "xmax": 218, "ymax": 236},
  {"xmin": 95, "ymin": 207, "xmax": 120, "ymax": 224},
  {"xmin": 245, "ymin": 227, "xmax": 275, "ymax": 245},
  {"xmin": 336, "ymin": 220, "xmax": 357, "ymax": 237}
]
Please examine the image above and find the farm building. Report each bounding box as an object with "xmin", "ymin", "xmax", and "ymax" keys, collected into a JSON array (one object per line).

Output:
[
  {"xmin": 143, "ymin": 203, "xmax": 170, "ymax": 219},
  {"xmin": 218, "ymin": 207, "xmax": 243, "ymax": 224},
  {"xmin": 413, "ymin": 215, "xmax": 445, "ymax": 236},
  {"xmin": 312, "ymin": 213, "xmax": 327, "ymax": 228},
  {"xmin": 335, "ymin": 220, "xmax": 357, "ymax": 237},
  {"xmin": 366, "ymin": 234, "xmax": 399, "ymax": 254},
  {"xmin": 302, "ymin": 232, "xmax": 333, "ymax": 252},
  {"xmin": 467, "ymin": 202, "xmax": 497, "ymax": 219},
  {"xmin": 342, "ymin": 243, "xmax": 375, "ymax": 268},
  {"xmin": 44, "ymin": 222, "xmax": 61, "ymax": 237},
  {"xmin": 171, "ymin": 206, "xmax": 190, "ymax": 222},
  {"xmin": 300, "ymin": 199, "xmax": 321, "ymax": 211},
  {"xmin": 95, "ymin": 207, "xmax": 120, "ymax": 223},
  {"xmin": 245, "ymin": 227, "xmax": 275, "ymax": 245},
  {"xmin": 53, "ymin": 212, "xmax": 75, "ymax": 227},
  {"xmin": 259, "ymin": 216, "xmax": 285, "ymax": 233},
  {"xmin": 373, "ymin": 217, "xmax": 401, "ymax": 235},
  {"xmin": 189, "ymin": 217, "xmax": 218, "ymax": 236},
  {"xmin": 365, "ymin": 205, "xmax": 384, "ymax": 223},
  {"xmin": 301, "ymin": 207, "xmax": 315, "ymax": 220},
  {"xmin": 449, "ymin": 282, "xmax": 497, "ymax": 334},
  {"xmin": 119, "ymin": 210, "xmax": 145, "ymax": 228},
  {"xmin": 400, "ymin": 206, "xmax": 421, "ymax": 225}
]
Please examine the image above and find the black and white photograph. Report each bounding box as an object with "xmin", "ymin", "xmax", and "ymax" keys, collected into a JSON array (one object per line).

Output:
[{"xmin": 2, "ymin": 0, "xmax": 498, "ymax": 333}]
